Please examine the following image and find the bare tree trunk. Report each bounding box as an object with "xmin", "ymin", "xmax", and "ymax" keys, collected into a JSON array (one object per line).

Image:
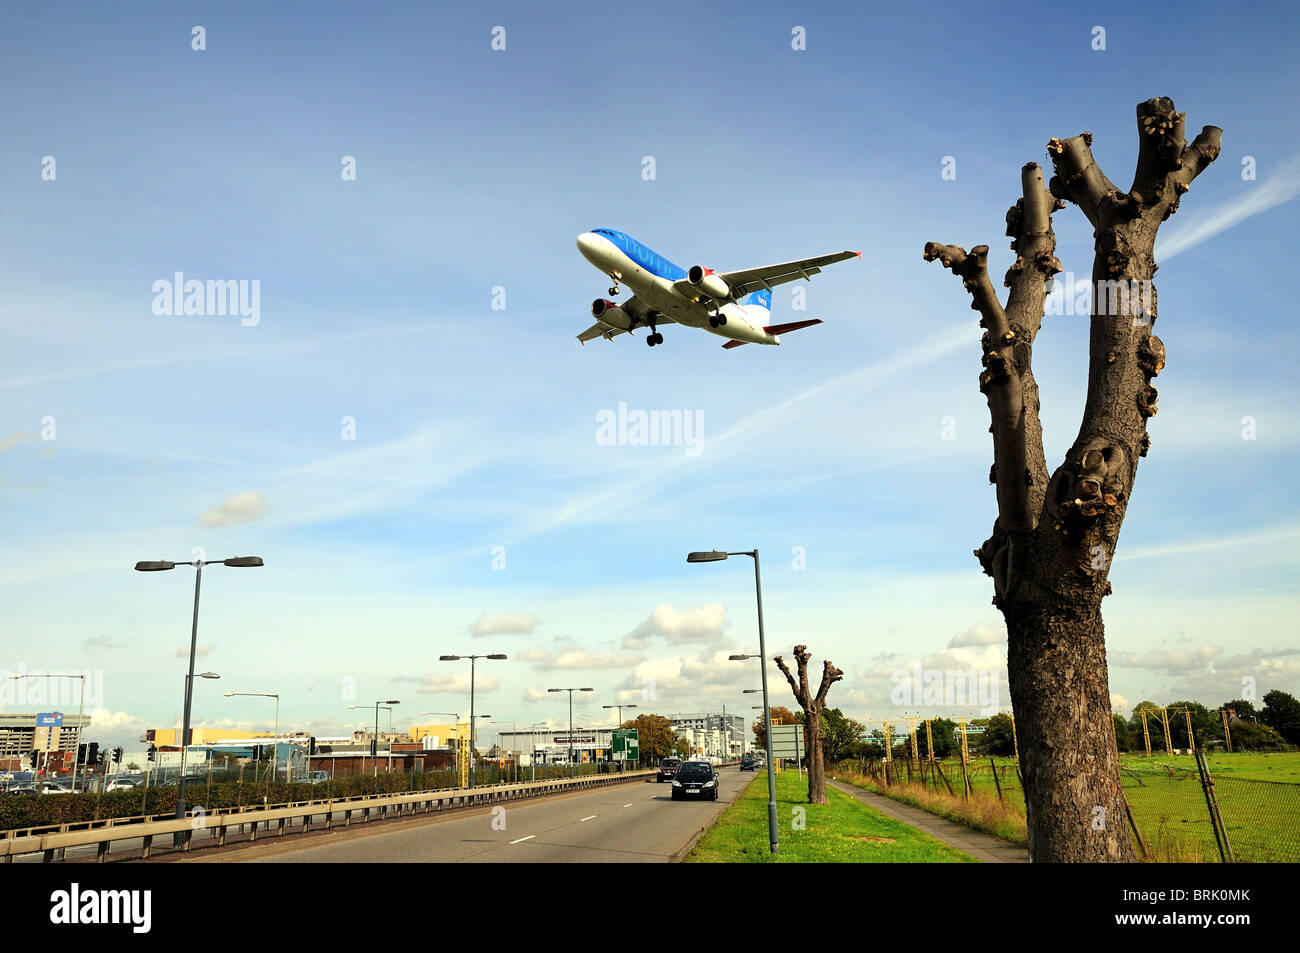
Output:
[
  {"xmin": 775, "ymin": 645, "xmax": 842, "ymax": 806},
  {"xmin": 805, "ymin": 710, "xmax": 828, "ymax": 804},
  {"xmin": 925, "ymin": 98, "xmax": 1221, "ymax": 862}
]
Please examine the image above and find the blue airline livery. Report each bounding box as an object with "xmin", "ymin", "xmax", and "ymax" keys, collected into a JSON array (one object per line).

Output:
[{"xmin": 575, "ymin": 229, "xmax": 858, "ymax": 349}]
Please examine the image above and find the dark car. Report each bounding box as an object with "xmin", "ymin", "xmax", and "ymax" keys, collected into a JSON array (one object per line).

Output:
[
  {"xmin": 671, "ymin": 761, "xmax": 719, "ymax": 801},
  {"xmin": 656, "ymin": 757, "xmax": 682, "ymax": 783},
  {"xmin": 739, "ymin": 756, "xmax": 756, "ymax": 771}
]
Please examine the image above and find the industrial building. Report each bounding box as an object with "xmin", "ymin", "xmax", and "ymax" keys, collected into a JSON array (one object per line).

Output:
[{"xmin": 0, "ymin": 712, "xmax": 91, "ymax": 775}]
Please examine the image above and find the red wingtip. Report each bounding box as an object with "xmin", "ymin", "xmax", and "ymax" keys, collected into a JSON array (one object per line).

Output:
[{"xmin": 855, "ymin": 251, "xmax": 862, "ymax": 259}]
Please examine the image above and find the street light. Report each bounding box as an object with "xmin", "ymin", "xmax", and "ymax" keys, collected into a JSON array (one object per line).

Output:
[
  {"xmin": 548, "ymin": 687, "xmax": 594, "ymax": 777},
  {"xmin": 224, "ymin": 692, "xmax": 280, "ymax": 782},
  {"xmin": 440, "ymin": 654, "xmax": 506, "ymax": 788},
  {"xmin": 691, "ymin": 547, "xmax": 779, "ymax": 855},
  {"xmin": 349, "ymin": 700, "xmax": 399, "ymax": 793},
  {"xmin": 10, "ymin": 673, "xmax": 87, "ymax": 793},
  {"xmin": 603, "ymin": 704, "xmax": 637, "ymax": 772},
  {"xmin": 135, "ymin": 554, "xmax": 262, "ymax": 835}
]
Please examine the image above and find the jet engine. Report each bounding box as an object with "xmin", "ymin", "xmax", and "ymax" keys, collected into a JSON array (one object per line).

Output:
[
  {"xmin": 687, "ymin": 265, "xmax": 730, "ymax": 300},
  {"xmin": 591, "ymin": 297, "xmax": 632, "ymax": 330}
]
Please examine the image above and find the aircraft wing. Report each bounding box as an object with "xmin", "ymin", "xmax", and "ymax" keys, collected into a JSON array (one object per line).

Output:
[
  {"xmin": 673, "ymin": 250, "xmax": 859, "ymax": 301},
  {"xmin": 576, "ymin": 295, "xmax": 673, "ymax": 344}
]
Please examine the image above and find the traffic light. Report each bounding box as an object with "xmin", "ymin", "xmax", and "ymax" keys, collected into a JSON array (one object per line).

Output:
[
  {"xmin": 113, "ymin": 746, "xmax": 123, "ymax": 764},
  {"xmin": 28, "ymin": 751, "xmax": 38, "ymax": 768},
  {"xmin": 87, "ymin": 742, "xmax": 99, "ymax": 766},
  {"xmin": 309, "ymin": 736, "xmax": 317, "ymax": 756},
  {"xmin": 95, "ymin": 748, "xmax": 105, "ymax": 765},
  {"xmin": 78, "ymin": 743, "xmax": 88, "ymax": 765},
  {"xmin": 147, "ymin": 745, "xmax": 156, "ymax": 762}
]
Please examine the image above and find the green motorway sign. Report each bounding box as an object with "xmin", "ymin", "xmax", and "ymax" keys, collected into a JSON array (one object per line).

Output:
[{"xmin": 611, "ymin": 728, "xmax": 639, "ymax": 761}]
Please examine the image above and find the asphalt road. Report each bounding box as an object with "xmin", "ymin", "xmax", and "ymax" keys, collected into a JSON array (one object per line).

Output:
[{"xmin": 181, "ymin": 768, "xmax": 745, "ymax": 863}]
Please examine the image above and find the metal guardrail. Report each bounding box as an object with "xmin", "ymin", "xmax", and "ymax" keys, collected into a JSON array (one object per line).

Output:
[{"xmin": 2, "ymin": 769, "xmax": 655, "ymax": 863}]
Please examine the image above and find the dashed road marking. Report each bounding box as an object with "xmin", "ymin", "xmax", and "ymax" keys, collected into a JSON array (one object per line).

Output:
[
  {"xmin": 510, "ymin": 835, "xmax": 535, "ymax": 844},
  {"xmin": 581, "ymin": 815, "xmax": 597, "ymax": 822},
  {"xmin": 623, "ymin": 803, "xmax": 632, "ymax": 807}
]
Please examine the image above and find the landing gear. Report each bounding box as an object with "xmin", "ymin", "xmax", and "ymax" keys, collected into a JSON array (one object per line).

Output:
[
  {"xmin": 646, "ymin": 332, "xmax": 663, "ymax": 347},
  {"xmin": 609, "ymin": 285, "xmax": 619, "ymax": 296},
  {"xmin": 608, "ymin": 272, "xmax": 622, "ymax": 296},
  {"xmin": 708, "ymin": 315, "xmax": 728, "ymax": 328}
]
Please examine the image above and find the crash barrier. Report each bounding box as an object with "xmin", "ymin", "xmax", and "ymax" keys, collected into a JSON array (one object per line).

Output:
[{"xmin": 1, "ymin": 769, "xmax": 655, "ymax": 863}]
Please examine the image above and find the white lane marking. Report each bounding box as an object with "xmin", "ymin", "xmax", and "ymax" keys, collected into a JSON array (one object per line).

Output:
[
  {"xmin": 510, "ymin": 835, "xmax": 535, "ymax": 844},
  {"xmin": 623, "ymin": 803, "xmax": 632, "ymax": 808},
  {"xmin": 581, "ymin": 815, "xmax": 597, "ymax": 822}
]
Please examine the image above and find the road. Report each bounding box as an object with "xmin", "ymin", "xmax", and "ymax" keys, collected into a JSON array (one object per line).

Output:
[{"xmin": 179, "ymin": 768, "xmax": 745, "ymax": 863}]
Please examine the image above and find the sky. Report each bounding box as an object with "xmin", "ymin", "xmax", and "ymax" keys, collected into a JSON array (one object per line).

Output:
[{"xmin": 2, "ymin": 1, "xmax": 1298, "ymax": 751}]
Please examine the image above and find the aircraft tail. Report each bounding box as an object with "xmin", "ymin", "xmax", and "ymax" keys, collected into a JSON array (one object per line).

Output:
[{"xmin": 743, "ymin": 289, "xmax": 773, "ymax": 310}]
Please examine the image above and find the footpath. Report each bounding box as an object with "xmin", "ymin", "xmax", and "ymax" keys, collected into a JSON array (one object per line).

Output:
[{"xmin": 828, "ymin": 778, "xmax": 1029, "ymax": 863}]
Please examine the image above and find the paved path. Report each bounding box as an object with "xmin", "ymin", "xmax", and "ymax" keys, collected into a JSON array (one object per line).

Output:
[
  {"xmin": 828, "ymin": 778, "xmax": 1029, "ymax": 863},
  {"xmin": 176, "ymin": 768, "xmax": 744, "ymax": 863}
]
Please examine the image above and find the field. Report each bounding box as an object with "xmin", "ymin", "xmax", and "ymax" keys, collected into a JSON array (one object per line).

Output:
[
  {"xmin": 685, "ymin": 769, "xmax": 977, "ymax": 863},
  {"xmin": 833, "ymin": 750, "xmax": 1300, "ymax": 863}
]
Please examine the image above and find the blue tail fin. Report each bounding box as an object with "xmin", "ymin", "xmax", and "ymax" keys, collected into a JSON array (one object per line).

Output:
[{"xmin": 743, "ymin": 289, "xmax": 772, "ymax": 310}]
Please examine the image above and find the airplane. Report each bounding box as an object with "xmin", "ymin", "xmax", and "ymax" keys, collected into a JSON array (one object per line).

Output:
[{"xmin": 575, "ymin": 228, "xmax": 859, "ymax": 349}]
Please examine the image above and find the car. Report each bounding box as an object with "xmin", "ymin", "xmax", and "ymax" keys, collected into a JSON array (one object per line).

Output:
[
  {"xmin": 656, "ymin": 757, "xmax": 682, "ymax": 783},
  {"xmin": 106, "ymin": 778, "xmax": 139, "ymax": 791},
  {"xmin": 670, "ymin": 761, "xmax": 719, "ymax": 801},
  {"xmin": 739, "ymin": 756, "xmax": 756, "ymax": 771},
  {"xmin": 300, "ymin": 770, "xmax": 330, "ymax": 784}
]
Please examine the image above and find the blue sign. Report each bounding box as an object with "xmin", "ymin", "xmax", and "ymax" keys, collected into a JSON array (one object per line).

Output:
[{"xmin": 36, "ymin": 712, "xmax": 63, "ymax": 727}]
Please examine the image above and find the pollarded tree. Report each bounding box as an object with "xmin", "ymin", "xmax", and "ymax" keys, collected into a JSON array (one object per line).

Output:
[
  {"xmin": 773, "ymin": 645, "xmax": 843, "ymax": 804},
  {"xmin": 924, "ymin": 98, "xmax": 1221, "ymax": 862}
]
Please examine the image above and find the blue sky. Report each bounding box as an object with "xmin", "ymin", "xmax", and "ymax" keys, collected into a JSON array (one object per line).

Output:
[{"xmin": 2, "ymin": 1, "xmax": 1298, "ymax": 749}]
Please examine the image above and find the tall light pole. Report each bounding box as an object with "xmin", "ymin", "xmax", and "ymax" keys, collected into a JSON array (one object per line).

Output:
[
  {"xmin": 9, "ymin": 673, "xmax": 86, "ymax": 793},
  {"xmin": 224, "ymin": 692, "xmax": 279, "ymax": 781},
  {"xmin": 135, "ymin": 554, "xmax": 262, "ymax": 833},
  {"xmin": 349, "ymin": 701, "xmax": 399, "ymax": 793},
  {"xmin": 548, "ymin": 687, "xmax": 593, "ymax": 777},
  {"xmin": 439, "ymin": 654, "xmax": 506, "ymax": 788},
  {"xmin": 604, "ymin": 704, "xmax": 637, "ymax": 771},
  {"xmin": 689, "ymin": 548, "xmax": 779, "ymax": 855}
]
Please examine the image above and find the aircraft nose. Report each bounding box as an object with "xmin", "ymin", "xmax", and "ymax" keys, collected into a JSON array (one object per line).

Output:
[{"xmin": 576, "ymin": 231, "xmax": 603, "ymax": 263}]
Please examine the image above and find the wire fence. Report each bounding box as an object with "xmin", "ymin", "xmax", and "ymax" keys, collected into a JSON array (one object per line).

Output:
[{"xmin": 837, "ymin": 750, "xmax": 1300, "ymax": 863}]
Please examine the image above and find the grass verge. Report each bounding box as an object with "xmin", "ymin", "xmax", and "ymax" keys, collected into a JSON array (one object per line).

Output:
[{"xmin": 684, "ymin": 768, "xmax": 976, "ymax": 863}]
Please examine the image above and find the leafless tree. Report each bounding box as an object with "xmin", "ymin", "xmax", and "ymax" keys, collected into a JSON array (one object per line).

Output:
[
  {"xmin": 924, "ymin": 97, "xmax": 1221, "ymax": 861},
  {"xmin": 774, "ymin": 645, "xmax": 843, "ymax": 804}
]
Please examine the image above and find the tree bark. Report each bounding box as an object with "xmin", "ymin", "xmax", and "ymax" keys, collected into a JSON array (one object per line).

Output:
[
  {"xmin": 774, "ymin": 645, "xmax": 843, "ymax": 806},
  {"xmin": 924, "ymin": 98, "xmax": 1221, "ymax": 862}
]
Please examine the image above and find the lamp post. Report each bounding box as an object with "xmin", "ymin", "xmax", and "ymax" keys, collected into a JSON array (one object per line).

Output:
[
  {"xmin": 689, "ymin": 547, "xmax": 779, "ymax": 855},
  {"xmin": 439, "ymin": 654, "xmax": 506, "ymax": 788},
  {"xmin": 548, "ymin": 687, "xmax": 593, "ymax": 777},
  {"xmin": 135, "ymin": 554, "xmax": 262, "ymax": 834},
  {"xmin": 10, "ymin": 673, "xmax": 86, "ymax": 793},
  {"xmin": 603, "ymin": 704, "xmax": 636, "ymax": 771},
  {"xmin": 224, "ymin": 691, "xmax": 279, "ymax": 782},
  {"xmin": 349, "ymin": 701, "xmax": 399, "ymax": 793}
]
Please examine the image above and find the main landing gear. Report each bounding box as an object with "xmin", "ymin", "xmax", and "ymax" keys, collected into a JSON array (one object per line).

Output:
[
  {"xmin": 646, "ymin": 331, "xmax": 664, "ymax": 346},
  {"xmin": 708, "ymin": 314, "xmax": 727, "ymax": 328}
]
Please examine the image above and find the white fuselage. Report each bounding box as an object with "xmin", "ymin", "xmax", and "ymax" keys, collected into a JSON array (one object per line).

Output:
[{"xmin": 576, "ymin": 232, "xmax": 779, "ymax": 345}]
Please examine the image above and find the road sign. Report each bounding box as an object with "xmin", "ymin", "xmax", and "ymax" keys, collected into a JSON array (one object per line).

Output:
[
  {"xmin": 769, "ymin": 723, "xmax": 804, "ymax": 759},
  {"xmin": 611, "ymin": 728, "xmax": 639, "ymax": 761},
  {"xmin": 36, "ymin": 712, "xmax": 63, "ymax": 728}
]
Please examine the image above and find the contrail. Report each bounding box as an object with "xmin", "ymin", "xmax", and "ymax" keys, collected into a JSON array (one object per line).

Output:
[{"xmin": 1156, "ymin": 154, "xmax": 1300, "ymax": 261}]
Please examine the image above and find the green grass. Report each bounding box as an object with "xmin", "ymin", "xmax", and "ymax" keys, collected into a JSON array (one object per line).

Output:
[
  {"xmin": 833, "ymin": 751, "xmax": 1300, "ymax": 863},
  {"xmin": 684, "ymin": 769, "xmax": 977, "ymax": 863}
]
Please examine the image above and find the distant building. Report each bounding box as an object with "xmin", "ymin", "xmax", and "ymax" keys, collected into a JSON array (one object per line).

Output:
[{"xmin": 0, "ymin": 712, "xmax": 91, "ymax": 774}]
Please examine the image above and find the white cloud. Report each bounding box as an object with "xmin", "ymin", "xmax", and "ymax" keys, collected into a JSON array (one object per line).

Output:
[
  {"xmin": 472, "ymin": 612, "xmax": 537, "ymax": 636},
  {"xmin": 199, "ymin": 490, "xmax": 267, "ymax": 527},
  {"xmin": 623, "ymin": 604, "xmax": 729, "ymax": 649},
  {"xmin": 394, "ymin": 672, "xmax": 499, "ymax": 695},
  {"xmin": 175, "ymin": 644, "xmax": 214, "ymax": 658},
  {"xmin": 948, "ymin": 622, "xmax": 1005, "ymax": 647},
  {"xmin": 519, "ymin": 643, "xmax": 643, "ymax": 671},
  {"xmin": 1112, "ymin": 645, "xmax": 1224, "ymax": 675},
  {"xmin": 83, "ymin": 634, "xmax": 127, "ymax": 650}
]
